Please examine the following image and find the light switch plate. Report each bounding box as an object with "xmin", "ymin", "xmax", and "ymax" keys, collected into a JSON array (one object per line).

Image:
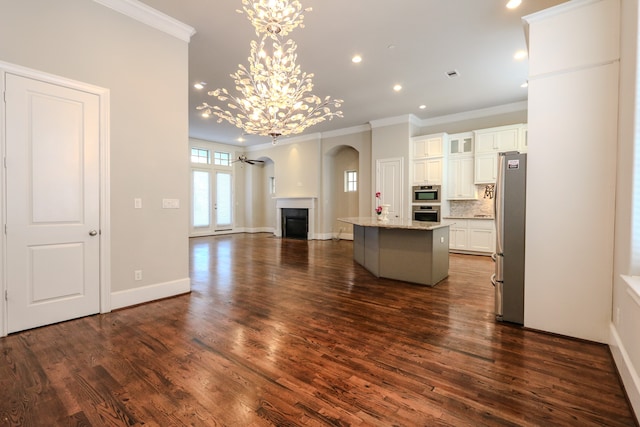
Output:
[{"xmin": 134, "ymin": 198, "xmax": 142, "ymax": 209}]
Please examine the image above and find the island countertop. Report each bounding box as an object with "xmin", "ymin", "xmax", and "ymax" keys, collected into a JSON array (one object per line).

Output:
[{"xmin": 338, "ymin": 217, "xmax": 451, "ymax": 231}]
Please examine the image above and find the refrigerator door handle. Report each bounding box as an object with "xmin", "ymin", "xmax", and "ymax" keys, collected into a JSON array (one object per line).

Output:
[
  {"xmin": 495, "ymin": 279, "xmax": 504, "ymax": 321},
  {"xmin": 495, "ymin": 153, "xmax": 506, "ymax": 255},
  {"xmin": 494, "ymin": 253, "xmax": 504, "ymax": 282}
]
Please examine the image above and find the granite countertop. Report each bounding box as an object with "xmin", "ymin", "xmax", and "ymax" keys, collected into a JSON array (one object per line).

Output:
[
  {"xmin": 443, "ymin": 215, "xmax": 495, "ymax": 220},
  {"xmin": 337, "ymin": 217, "xmax": 451, "ymax": 231}
]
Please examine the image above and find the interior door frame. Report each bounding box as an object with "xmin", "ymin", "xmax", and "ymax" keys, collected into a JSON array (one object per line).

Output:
[{"xmin": 0, "ymin": 61, "xmax": 111, "ymax": 337}]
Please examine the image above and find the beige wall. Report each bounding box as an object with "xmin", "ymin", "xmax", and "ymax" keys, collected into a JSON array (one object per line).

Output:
[
  {"xmin": 243, "ymin": 158, "xmax": 275, "ymax": 230},
  {"xmin": 0, "ymin": 1, "xmax": 190, "ymax": 296},
  {"xmin": 613, "ymin": 0, "xmax": 640, "ymax": 416},
  {"xmin": 321, "ymin": 129, "xmax": 372, "ymax": 237},
  {"xmin": 419, "ymin": 109, "xmax": 528, "ymax": 136}
]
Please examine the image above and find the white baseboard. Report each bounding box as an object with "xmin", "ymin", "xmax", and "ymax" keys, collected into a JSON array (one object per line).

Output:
[
  {"xmin": 243, "ymin": 227, "xmax": 275, "ymax": 234},
  {"xmin": 111, "ymin": 277, "xmax": 191, "ymax": 310},
  {"xmin": 610, "ymin": 323, "xmax": 640, "ymax": 421}
]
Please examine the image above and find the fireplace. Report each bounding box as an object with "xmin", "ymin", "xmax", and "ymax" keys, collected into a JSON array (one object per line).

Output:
[
  {"xmin": 275, "ymin": 197, "xmax": 316, "ymax": 240},
  {"xmin": 281, "ymin": 208, "xmax": 308, "ymax": 239}
]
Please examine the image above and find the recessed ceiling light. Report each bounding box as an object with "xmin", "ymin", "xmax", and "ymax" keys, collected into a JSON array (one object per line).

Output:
[
  {"xmin": 506, "ymin": 0, "xmax": 522, "ymax": 9},
  {"xmin": 393, "ymin": 84, "xmax": 402, "ymax": 92},
  {"xmin": 521, "ymin": 81, "xmax": 529, "ymax": 88},
  {"xmin": 419, "ymin": 105, "xmax": 427, "ymax": 110},
  {"xmin": 514, "ymin": 50, "xmax": 528, "ymax": 60},
  {"xmin": 194, "ymin": 82, "xmax": 206, "ymax": 90},
  {"xmin": 237, "ymin": 136, "xmax": 245, "ymax": 142},
  {"xmin": 352, "ymin": 55, "xmax": 362, "ymax": 64}
]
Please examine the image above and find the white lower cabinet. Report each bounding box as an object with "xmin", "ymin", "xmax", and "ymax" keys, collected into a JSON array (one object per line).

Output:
[
  {"xmin": 448, "ymin": 220, "xmax": 469, "ymax": 250},
  {"xmin": 468, "ymin": 220, "xmax": 495, "ymax": 253},
  {"xmin": 442, "ymin": 218, "xmax": 495, "ymax": 255}
]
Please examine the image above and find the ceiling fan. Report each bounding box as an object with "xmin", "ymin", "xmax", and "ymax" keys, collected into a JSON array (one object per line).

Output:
[{"xmin": 232, "ymin": 154, "xmax": 265, "ymax": 165}]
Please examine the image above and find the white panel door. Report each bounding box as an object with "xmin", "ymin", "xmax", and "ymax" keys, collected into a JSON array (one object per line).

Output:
[
  {"xmin": 376, "ymin": 158, "xmax": 403, "ymax": 219},
  {"xmin": 5, "ymin": 73, "xmax": 100, "ymax": 333}
]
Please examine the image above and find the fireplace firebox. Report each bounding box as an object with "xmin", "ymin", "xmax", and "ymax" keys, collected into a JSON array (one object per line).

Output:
[{"xmin": 281, "ymin": 208, "xmax": 308, "ymax": 239}]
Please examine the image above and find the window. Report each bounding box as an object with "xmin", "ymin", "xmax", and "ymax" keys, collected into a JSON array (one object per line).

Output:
[
  {"xmin": 269, "ymin": 176, "xmax": 276, "ymax": 195},
  {"xmin": 191, "ymin": 148, "xmax": 210, "ymax": 164},
  {"xmin": 214, "ymin": 151, "xmax": 231, "ymax": 166},
  {"xmin": 192, "ymin": 170, "xmax": 211, "ymax": 227},
  {"xmin": 345, "ymin": 170, "xmax": 357, "ymax": 192}
]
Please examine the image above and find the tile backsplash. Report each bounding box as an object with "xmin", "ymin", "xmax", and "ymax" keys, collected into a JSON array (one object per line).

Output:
[{"xmin": 449, "ymin": 185, "xmax": 494, "ymax": 217}]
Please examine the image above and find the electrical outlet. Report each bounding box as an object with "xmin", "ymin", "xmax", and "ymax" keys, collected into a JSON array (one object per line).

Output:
[
  {"xmin": 162, "ymin": 198, "xmax": 180, "ymax": 209},
  {"xmin": 134, "ymin": 270, "xmax": 142, "ymax": 281}
]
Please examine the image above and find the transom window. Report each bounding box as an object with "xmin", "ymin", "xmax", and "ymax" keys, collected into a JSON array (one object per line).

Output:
[
  {"xmin": 345, "ymin": 170, "xmax": 357, "ymax": 192},
  {"xmin": 214, "ymin": 151, "xmax": 231, "ymax": 166},
  {"xmin": 191, "ymin": 148, "xmax": 210, "ymax": 164}
]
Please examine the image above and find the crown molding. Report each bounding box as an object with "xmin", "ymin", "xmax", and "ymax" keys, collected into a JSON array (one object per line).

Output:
[
  {"xmin": 523, "ymin": 0, "xmax": 602, "ymax": 24},
  {"xmin": 369, "ymin": 114, "xmax": 416, "ymax": 129},
  {"xmin": 93, "ymin": 0, "xmax": 196, "ymax": 43}
]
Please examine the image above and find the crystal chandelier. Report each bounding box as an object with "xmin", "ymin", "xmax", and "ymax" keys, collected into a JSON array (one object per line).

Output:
[
  {"xmin": 237, "ymin": 0, "xmax": 311, "ymax": 38},
  {"xmin": 198, "ymin": 0, "xmax": 343, "ymax": 144}
]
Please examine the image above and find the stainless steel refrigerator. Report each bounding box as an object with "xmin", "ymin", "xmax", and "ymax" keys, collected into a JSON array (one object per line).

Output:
[{"xmin": 492, "ymin": 151, "xmax": 526, "ymax": 324}]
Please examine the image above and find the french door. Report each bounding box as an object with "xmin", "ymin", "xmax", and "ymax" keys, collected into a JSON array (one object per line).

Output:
[{"xmin": 191, "ymin": 168, "xmax": 233, "ymax": 235}]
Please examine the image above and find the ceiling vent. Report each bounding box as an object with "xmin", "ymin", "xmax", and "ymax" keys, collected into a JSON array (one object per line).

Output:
[{"xmin": 446, "ymin": 69, "xmax": 460, "ymax": 79}]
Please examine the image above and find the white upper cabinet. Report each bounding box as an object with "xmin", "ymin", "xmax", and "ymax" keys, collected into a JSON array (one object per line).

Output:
[
  {"xmin": 411, "ymin": 133, "xmax": 445, "ymax": 185},
  {"xmin": 413, "ymin": 134, "xmax": 444, "ymax": 159},
  {"xmin": 519, "ymin": 124, "xmax": 528, "ymax": 153},
  {"xmin": 449, "ymin": 132, "xmax": 473, "ymax": 155},
  {"xmin": 448, "ymin": 155, "xmax": 477, "ymax": 199},
  {"xmin": 474, "ymin": 125, "xmax": 521, "ymax": 153},
  {"xmin": 474, "ymin": 153, "xmax": 498, "ymax": 184},
  {"xmin": 474, "ymin": 124, "xmax": 526, "ymax": 183},
  {"xmin": 414, "ymin": 158, "xmax": 443, "ymax": 185}
]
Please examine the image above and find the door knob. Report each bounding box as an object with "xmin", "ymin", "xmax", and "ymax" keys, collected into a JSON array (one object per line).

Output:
[{"xmin": 89, "ymin": 230, "xmax": 98, "ymax": 236}]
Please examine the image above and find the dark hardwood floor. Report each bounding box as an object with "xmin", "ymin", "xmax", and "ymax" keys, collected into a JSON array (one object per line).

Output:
[{"xmin": 0, "ymin": 233, "xmax": 636, "ymax": 426}]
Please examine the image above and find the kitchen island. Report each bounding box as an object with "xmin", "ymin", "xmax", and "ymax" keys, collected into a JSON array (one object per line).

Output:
[{"xmin": 338, "ymin": 217, "xmax": 450, "ymax": 286}]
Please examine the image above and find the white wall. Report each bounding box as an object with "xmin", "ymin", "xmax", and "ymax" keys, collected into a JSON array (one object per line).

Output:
[
  {"xmin": 524, "ymin": 0, "xmax": 620, "ymax": 342},
  {"xmin": 611, "ymin": 0, "xmax": 640, "ymax": 418},
  {"xmin": 0, "ymin": 0, "xmax": 191, "ymax": 304}
]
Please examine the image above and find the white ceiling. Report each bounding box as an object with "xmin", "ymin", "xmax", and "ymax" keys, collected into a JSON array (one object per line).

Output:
[{"xmin": 139, "ymin": 0, "xmax": 567, "ymax": 146}]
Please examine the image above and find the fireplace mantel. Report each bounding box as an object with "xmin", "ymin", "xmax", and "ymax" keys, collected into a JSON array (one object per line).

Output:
[{"xmin": 275, "ymin": 197, "xmax": 316, "ymax": 240}]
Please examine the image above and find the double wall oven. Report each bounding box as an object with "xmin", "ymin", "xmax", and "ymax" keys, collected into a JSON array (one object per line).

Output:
[{"xmin": 412, "ymin": 185, "xmax": 441, "ymax": 222}]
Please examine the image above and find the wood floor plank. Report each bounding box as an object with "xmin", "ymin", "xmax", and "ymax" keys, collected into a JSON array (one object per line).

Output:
[{"xmin": 0, "ymin": 233, "xmax": 636, "ymax": 426}]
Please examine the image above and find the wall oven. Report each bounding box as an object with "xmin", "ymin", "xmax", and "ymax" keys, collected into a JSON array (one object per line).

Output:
[
  {"xmin": 412, "ymin": 204, "xmax": 441, "ymax": 222},
  {"xmin": 412, "ymin": 185, "xmax": 441, "ymax": 204}
]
